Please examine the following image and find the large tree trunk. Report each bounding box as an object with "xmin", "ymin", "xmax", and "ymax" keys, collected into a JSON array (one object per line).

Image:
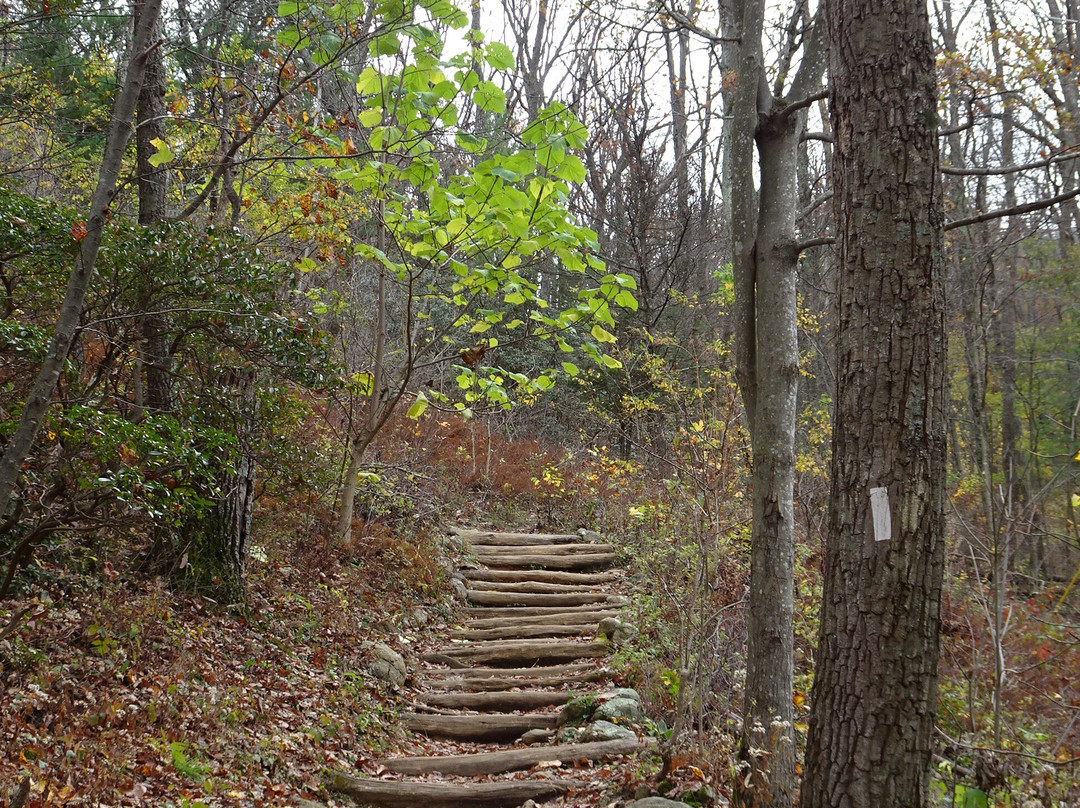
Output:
[
  {"xmin": 800, "ymin": 0, "xmax": 946, "ymax": 803},
  {"xmin": 0, "ymin": 0, "xmax": 163, "ymax": 519}
]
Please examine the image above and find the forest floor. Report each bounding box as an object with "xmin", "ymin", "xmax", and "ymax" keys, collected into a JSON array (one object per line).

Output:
[{"xmin": 0, "ymin": 523, "xmax": 705, "ymax": 808}]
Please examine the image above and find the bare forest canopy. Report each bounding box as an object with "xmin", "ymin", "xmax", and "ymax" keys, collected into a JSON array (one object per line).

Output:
[{"xmin": 0, "ymin": 0, "xmax": 1079, "ymax": 805}]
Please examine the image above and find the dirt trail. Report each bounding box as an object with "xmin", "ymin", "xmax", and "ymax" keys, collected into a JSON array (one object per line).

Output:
[{"xmin": 326, "ymin": 527, "xmax": 645, "ymax": 807}]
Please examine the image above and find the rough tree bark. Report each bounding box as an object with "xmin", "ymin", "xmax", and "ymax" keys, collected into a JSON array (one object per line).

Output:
[
  {"xmin": 0, "ymin": 0, "xmax": 163, "ymax": 520},
  {"xmin": 800, "ymin": 0, "xmax": 946, "ymax": 803}
]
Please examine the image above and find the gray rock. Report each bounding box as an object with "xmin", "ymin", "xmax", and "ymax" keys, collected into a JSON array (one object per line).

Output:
[
  {"xmin": 450, "ymin": 577, "xmax": 468, "ymax": 601},
  {"xmin": 592, "ymin": 695, "xmax": 645, "ymax": 724},
  {"xmin": 625, "ymin": 799, "xmax": 694, "ymax": 808},
  {"xmin": 601, "ymin": 687, "xmax": 642, "ymax": 703},
  {"xmin": 364, "ymin": 642, "xmax": 406, "ymax": 688},
  {"xmin": 579, "ymin": 720, "xmax": 636, "ymax": 742},
  {"xmin": 597, "ymin": 617, "xmax": 635, "ymax": 646},
  {"xmin": 519, "ymin": 728, "xmax": 557, "ymax": 745},
  {"xmin": 410, "ymin": 607, "xmax": 430, "ymax": 626},
  {"xmin": 557, "ymin": 696, "xmax": 596, "ymax": 726}
]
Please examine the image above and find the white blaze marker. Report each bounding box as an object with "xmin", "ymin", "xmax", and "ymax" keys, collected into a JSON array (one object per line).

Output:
[{"xmin": 870, "ymin": 486, "xmax": 891, "ymax": 542}]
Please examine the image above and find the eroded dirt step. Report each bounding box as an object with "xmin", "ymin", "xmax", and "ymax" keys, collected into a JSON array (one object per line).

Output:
[
  {"xmin": 470, "ymin": 542, "xmax": 617, "ymax": 556},
  {"xmin": 417, "ymin": 689, "xmax": 586, "ymax": 710},
  {"xmin": 476, "ymin": 552, "xmax": 617, "ymax": 571},
  {"xmin": 465, "ymin": 589, "xmax": 617, "ymax": 607},
  {"xmin": 462, "ymin": 568, "xmax": 621, "ymax": 585},
  {"xmin": 327, "ymin": 771, "xmax": 583, "ymax": 808},
  {"xmin": 451, "ymin": 527, "xmax": 584, "ymax": 546},
  {"xmin": 383, "ymin": 737, "xmax": 650, "ymax": 776},
  {"xmin": 403, "ymin": 711, "xmax": 559, "ymax": 742},
  {"xmin": 427, "ymin": 638, "xmax": 609, "ymax": 666}
]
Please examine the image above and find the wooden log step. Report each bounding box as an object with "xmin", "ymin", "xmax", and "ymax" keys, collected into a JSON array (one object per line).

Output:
[
  {"xmin": 448, "ymin": 623, "xmax": 595, "ymax": 642},
  {"xmin": 428, "ymin": 639, "xmax": 609, "ymax": 666},
  {"xmin": 463, "ymin": 603, "xmax": 626, "ymax": 618},
  {"xmin": 469, "ymin": 579, "xmax": 604, "ymax": 594},
  {"xmin": 471, "ymin": 542, "xmax": 616, "ymax": 556},
  {"xmin": 419, "ymin": 690, "xmax": 584, "ymax": 710},
  {"xmin": 466, "ymin": 590, "xmax": 616, "ymax": 608},
  {"xmin": 464, "ymin": 609, "xmax": 621, "ymax": 630},
  {"xmin": 384, "ymin": 737, "xmax": 648, "ymax": 776},
  {"xmin": 452, "ymin": 527, "xmax": 583, "ymax": 546},
  {"xmin": 478, "ymin": 553, "xmax": 617, "ymax": 571},
  {"xmin": 402, "ymin": 712, "xmax": 557, "ymax": 742},
  {"xmin": 424, "ymin": 662, "xmax": 600, "ymax": 679},
  {"xmin": 327, "ymin": 771, "xmax": 581, "ymax": 808},
  {"xmin": 462, "ymin": 568, "xmax": 621, "ymax": 585},
  {"xmin": 426, "ymin": 671, "xmax": 608, "ymax": 692}
]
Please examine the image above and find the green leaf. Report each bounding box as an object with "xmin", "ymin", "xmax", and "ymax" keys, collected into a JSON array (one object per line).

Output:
[
  {"xmin": 277, "ymin": 0, "xmax": 301, "ymax": 15},
  {"xmin": 456, "ymin": 132, "xmax": 488, "ymax": 153},
  {"xmin": 406, "ymin": 393, "xmax": 429, "ymax": 419},
  {"xmin": 356, "ymin": 67, "xmax": 383, "ymax": 95},
  {"xmin": 485, "ymin": 42, "xmax": 515, "ymax": 71},
  {"xmin": 535, "ymin": 374, "xmax": 554, "ymax": 390},
  {"xmin": 359, "ymin": 108, "xmax": 383, "ymax": 127},
  {"xmin": 490, "ymin": 166, "xmax": 519, "ymax": 182},
  {"xmin": 473, "ymin": 81, "xmax": 506, "ymax": 114},
  {"xmin": 148, "ymin": 138, "xmax": 174, "ymax": 167},
  {"xmin": 591, "ymin": 324, "xmax": 617, "ymax": 344},
  {"xmin": 614, "ymin": 289, "xmax": 638, "ymax": 310},
  {"xmin": 601, "ymin": 354, "xmax": 623, "ymax": 369},
  {"xmin": 561, "ymin": 361, "xmax": 579, "ymax": 377}
]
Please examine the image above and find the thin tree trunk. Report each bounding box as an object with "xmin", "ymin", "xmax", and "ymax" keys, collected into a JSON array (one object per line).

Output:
[
  {"xmin": 134, "ymin": 0, "xmax": 173, "ymax": 415},
  {"xmin": 724, "ymin": 3, "xmax": 825, "ymax": 804},
  {"xmin": 0, "ymin": 0, "xmax": 163, "ymax": 519},
  {"xmin": 801, "ymin": 0, "xmax": 946, "ymax": 803}
]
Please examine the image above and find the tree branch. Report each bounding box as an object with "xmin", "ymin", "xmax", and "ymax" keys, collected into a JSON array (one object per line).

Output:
[
  {"xmin": 942, "ymin": 148, "xmax": 1080, "ymax": 176},
  {"xmin": 944, "ymin": 185, "xmax": 1080, "ymax": 231}
]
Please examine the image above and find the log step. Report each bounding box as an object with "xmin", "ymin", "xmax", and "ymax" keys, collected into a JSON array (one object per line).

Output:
[
  {"xmin": 470, "ymin": 542, "xmax": 616, "ymax": 556},
  {"xmin": 424, "ymin": 662, "xmax": 601, "ymax": 679},
  {"xmin": 463, "ymin": 609, "xmax": 621, "ymax": 630},
  {"xmin": 448, "ymin": 623, "xmax": 595, "ymax": 642},
  {"xmin": 463, "ymin": 603, "xmax": 625, "ymax": 618},
  {"xmin": 477, "ymin": 553, "xmax": 617, "ymax": 571},
  {"xmin": 402, "ymin": 712, "xmax": 557, "ymax": 742},
  {"xmin": 452, "ymin": 528, "xmax": 584, "ymax": 546},
  {"xmin": 426, "ymin": 672, "xmax": 608, "ymax": 692},
  {"xmin": 429, "ymin": 639, "xmax": 609, "ymax": 666},
  {"xmin": 418, "ymin": 690, "xmax": 584, "ymax": 710},
  {"xmin": 466, "ymin": 589, "xmax": 616, "ymax": 607},
  {"xmin": 327, "ymin": 771, "xmax": 581, "ymax": 807},
  {"xmin": 462, "ymin": 568, "xmax": 621, "ymax": 585},
  {"xmin": 468, "ymin": 579, "xmax": 605, "ymax": 594},
  {"xmin": 385, "ymin": 737, "xmax": 649, "ymax": 776}
]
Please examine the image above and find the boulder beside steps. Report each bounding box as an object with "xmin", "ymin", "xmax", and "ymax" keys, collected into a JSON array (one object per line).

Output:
[{"xmin": 325, "ymin": 526, "xmax": 646, "ymax": 807}]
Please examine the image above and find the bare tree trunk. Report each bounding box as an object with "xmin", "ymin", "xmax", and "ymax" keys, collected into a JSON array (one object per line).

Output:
[
  {"xmin": 0, "ymin": 0, "xmax": 163, "ymax": 519},
  {"xmin": 336, "ymin": 216, "xmax": 388, "ymax": 546},
  {"xmin": 724, "ymin": 3, "xmax": 825, "ymax": 805},
  {"xmin": 134, "ymin": 0, "xmax": 173, "ymax": 415},
  {"xmin": 801, "ymin": 0, "xmax": 946, "ymax": 803}
]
